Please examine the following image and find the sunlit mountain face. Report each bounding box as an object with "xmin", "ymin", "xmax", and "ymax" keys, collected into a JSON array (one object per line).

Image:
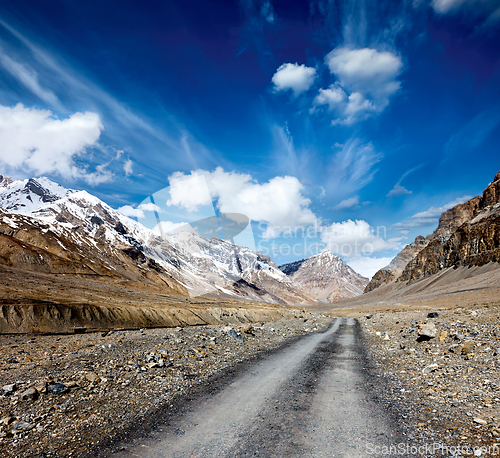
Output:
[{"xmin": 0, "ymin": 0, "xmax": 499, "ymax": 278}]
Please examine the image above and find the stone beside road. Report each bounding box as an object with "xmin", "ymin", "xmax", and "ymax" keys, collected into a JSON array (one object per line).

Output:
[
  {"xmin": 362, "ymin": 303, "xmax": 500, "ymax": 455},
  {"xmin": 0, "ymin": 312, "xmax": 326, "ymax": 458}
]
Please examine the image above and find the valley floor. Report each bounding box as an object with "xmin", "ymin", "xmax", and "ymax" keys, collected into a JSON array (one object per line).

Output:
[
  {"xmin": 1, "ymin": 287, "xmax": 500, "ymax": 457},
  {"xmin": 0, "ymin": 314, "xmax": 329, "ymax": 458}
]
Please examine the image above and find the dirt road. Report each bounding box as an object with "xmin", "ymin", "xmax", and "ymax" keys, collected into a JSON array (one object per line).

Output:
[{"xmin": 108, "ymin": 318, "xmax": 402, "ymax": 457}]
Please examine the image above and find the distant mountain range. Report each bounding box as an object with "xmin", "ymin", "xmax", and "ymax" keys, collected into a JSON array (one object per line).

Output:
[
  {"xmin": 0, "ymin": 175, "xmax": 368, "ymax": 306},
  {"xmin": 279, "ymin": 251, "xmax": 368, "ymax": 302},
  {"xmin": 365, "ymin": 170, "xmax": 500, "ymax": 292}
]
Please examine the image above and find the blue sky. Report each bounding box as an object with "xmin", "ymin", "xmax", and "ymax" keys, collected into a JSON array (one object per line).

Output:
[{"xmin": 0, "ymin": 0, "xmax": 499, "ymax": 277}]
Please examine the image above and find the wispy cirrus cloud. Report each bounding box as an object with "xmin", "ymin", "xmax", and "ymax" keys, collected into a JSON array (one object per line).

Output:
[
  {"xmin": 387, "ymin": 165, "xmax": 423, "ymax": 197},
  {"xmin": 0, "ymin": 49, "xmax": 62, "ymax": 110},
  {"xmin": 0, "ymin": 18, "xmax": 219, "ymax": 182},
  {"xmin": 327, "ymin": 139, "xmax": 383, "ymax": 197},
  {"xmin": 445, "ymin": 110, "xmax": 500, "ymax": 160}
]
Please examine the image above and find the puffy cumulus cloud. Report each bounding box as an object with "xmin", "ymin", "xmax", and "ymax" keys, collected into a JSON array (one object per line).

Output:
[
  {"xmin": 117, "ymin": 202, "xmax": 163, "ymax": 219},
  {"xmin": 0, "ymin": 104, "xmax": 110, "ymax": 185},
  {"xmin": 394, "ymin": 196, "xmax": 471, "ymax": 229},
  {"xmin": 272, "ymin": 63, "xmax": 317, "ymax": 96},
  {"xmin": 431, "ymin": 0, "xmax": 500, "ymax": 24},
  {"xmin": 315, "ymin": 47, "xmax": 403, "ymax": 124},
  {"xmin": 139, "ymin": 202, "xmax": 162, "ymax": 213},
  {"xmin": 346, "ymin": 256, "xmax": 394, "ymax": 279},
  {"xmin": 320, "ymin": 220, "xmax": 397, "ymax": 258},
  {"xmin": 326, "ymin": 47, "xmax": 403, "ymax": 98},
  {"xmin": 313, "ymin": 84, "xmax": 346, "ymax": 110},
  {"xmin": 167, "ymin": 167, "xmax": 319, "ymax": 238},
  {"xmin": 167, "ymin": 172, "xmax": 215, "ymax": 212},
  {"xmin": 117, "ymin": 205, "xmax": 144, "ymax": 219}
]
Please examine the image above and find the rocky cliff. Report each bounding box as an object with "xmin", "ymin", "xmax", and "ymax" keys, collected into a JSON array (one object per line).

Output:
[
  {"xmin": 364, "ymin": 235, "xmax": 429, "ymax": 292},
  {"xmin": 400, "ymin": 171, "xmax": 500, "ymax": 283},
  {"xmin": 366, "ymin": 170, "xmax": 500, "ymax": 291}
]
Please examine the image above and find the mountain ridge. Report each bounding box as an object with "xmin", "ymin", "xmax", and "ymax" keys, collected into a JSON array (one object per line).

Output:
[
  {"xmin": 0, "ymin": 175, "xmax": 317, "ymax": 306},
  {"xmin": 279, "ymin": 251, "xmax": 368, "ymax": 302}
]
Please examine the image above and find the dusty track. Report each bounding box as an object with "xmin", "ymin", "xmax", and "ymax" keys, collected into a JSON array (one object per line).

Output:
[{"xmin": 108, "ymin": 319, "xmax": 403, "ymax": 457}]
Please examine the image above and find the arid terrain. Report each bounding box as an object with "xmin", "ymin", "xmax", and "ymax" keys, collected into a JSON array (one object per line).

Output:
[{"xmin": 0, "ymin": 313, "xmax": 332, "ymax": 458}]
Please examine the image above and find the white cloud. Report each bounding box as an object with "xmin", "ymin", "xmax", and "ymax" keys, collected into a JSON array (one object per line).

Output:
[
  {"xmin": 0, "ymin": 104, "xmax": 110, "ymax": 185},
  {"xmin": 260, "ymin": 0, "xmax": 275, "ymax": 23},
  {"xmin": 431, "ymin": 0, "xmax": 500, "ymax": 25},
  {"xmin": 346, "ymin": 256, "xmax": 394, "ymax": 279},
  {"xmin": 387, "ymin": 184, "xmax": 412, "ymax": 197},
  {"xmin": 313, "ymin": 84, "xmax": 346, "ymax": 110},
  {"xmin": 272, "ymin": 63, "xmax": 317, "ymax": 96},
  {"xmin": 167, "ymin": 167, "xmax": 318, "ymax": 238},
  {"xmin": 117, "ymin": 205, "xmax": 144, "ymax": 219},
  {"xmin": 124, "ymin": 159, "xmax": 133, "ymax": 176},
  {"xmin": 321, "ymin": 220, "xmax": 397, "ymax": 258},
  {"xmin": 316, "ymin": 47, "xmax": 403, "ymax": 124},
  {"xmin": 167, "ymin": 173, "xmax": 213, "ymax": 212},
  {"xmin": 117, "ymin": 202, "xmax": 163, "ymax": 219},
  {"xmin": 387, "ymin": 165, "xmax": 423, "ymax": 197},
  {"xmin": 412, "ymin": 196, "xmax": 471, "ymax": 219},
  {"xmin": 139, "ymin": 202, "xmax": 162, "ymax": 213},
  {"xmin": 327, "ymin": 139, "xmax": 383, "ymax": 196},
  {"xmin": 326, "ymin": 47, "xmax": 403, "ymax": 97},
  {"xmin": 394, "ymin": 196, "xmax": 471, "ymax": 229},
  {"xmin": 332, "ymin": 196, "xmax": 359, "ymax": 210}
]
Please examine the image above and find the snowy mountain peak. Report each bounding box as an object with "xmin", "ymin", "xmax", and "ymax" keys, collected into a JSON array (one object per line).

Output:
[
  {"xmin": 0, "ymin": 175, "xmax": 74, "ymax": 214},
  {"xmin": 311, "ymin": 250, "xmax": 341, "ymax": 262},
  {"xmin": 279, "ymin": 251, "xmax": 368, "ymax": 303},
  {"xmin": 0, "ymin": 174, "xmax": 317, "ymax": 305}
]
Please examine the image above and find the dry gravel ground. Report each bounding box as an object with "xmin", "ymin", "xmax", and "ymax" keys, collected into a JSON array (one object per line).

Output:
[
  {"xmin": 0, "ymin": 312, "xmax": 332, "ymax": 458},
  {"xmin": 107, "ymin": 318, "xmax": 404, "ymax": 458},
  {"xmin": 361, "ymin": 303, "xmax": 500, "ymax": 456},
  {"xmin": 3, "ymin": 300, "xmax": 500, "ymax": 457}
]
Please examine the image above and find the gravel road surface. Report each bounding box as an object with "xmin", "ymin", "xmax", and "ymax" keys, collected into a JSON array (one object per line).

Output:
[{"xmin": 111, "ymin": 318, "xmax": 403, "ymax": 457}]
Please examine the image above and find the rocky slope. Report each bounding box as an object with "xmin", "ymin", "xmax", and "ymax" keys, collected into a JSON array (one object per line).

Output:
[
  {"xmin": 366, "ymin": 170, "xmax": 500, "ymax": 291},
  {"xmin": 0, "ymin": 176, "xmax": 316, "ymax": 308},
  {"xmin": 279, "ymin": 251, "xmax": 368, "ymax": 302},
  {"xmin": 401, "ymin": 170, "xmax": 500, "ymax": 283},
  {"xmin": 364, "ymin": 235, "xmax": 429, "ymax": 292}
]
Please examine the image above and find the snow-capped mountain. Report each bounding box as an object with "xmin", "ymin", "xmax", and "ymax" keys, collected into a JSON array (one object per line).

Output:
[
  {"xmin": 0, "ymin": 175, "xmax": 317, "ymax": 305},
  {"xmin": 279, "ymin": 251, "xmax": 368, "ymax": 302}
]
